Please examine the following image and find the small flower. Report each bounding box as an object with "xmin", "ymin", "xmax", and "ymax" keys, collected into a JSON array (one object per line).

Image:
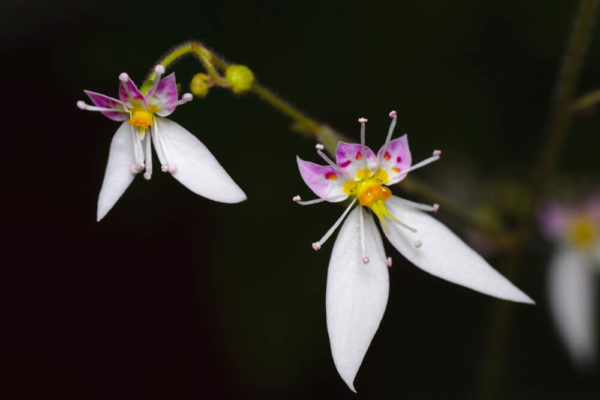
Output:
[
  {"xmin": 77, "ymin": 66, "xmax": 246, "ymax": 221},
  {"xmin": 539, "ymin": 194, "xmax": 600, "ymax": 370},
  {"xmin": 295, "ymin": 112, "xmax": 534, "ymax": 391}
]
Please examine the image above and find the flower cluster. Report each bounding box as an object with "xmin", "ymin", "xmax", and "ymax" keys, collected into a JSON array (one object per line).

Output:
[
  {"xmin": 78, "ymin": 66, "xmax": 246, "ymax": 221},
  {"xmin": 295, "ymin": 112, "xmax": 534, "ymax": 391},
  {"xmin": 539, "ymin": 194, "xmax": 600, "ymax": 369}
]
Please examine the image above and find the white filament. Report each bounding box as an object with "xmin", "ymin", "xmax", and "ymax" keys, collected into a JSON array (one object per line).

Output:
[{"xmin": 313, "ymin": 199, "xmax": 357, "ymax": 248}]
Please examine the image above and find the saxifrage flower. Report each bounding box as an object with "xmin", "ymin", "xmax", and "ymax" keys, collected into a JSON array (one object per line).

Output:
[
  {"xmin": 78, "ymin": 65, "xmax": 246, "ymax": 221},
  {"xmin": 539, "ymin": 194, "xmax": 600, "ymax": 369},
  {"xmin": 294, "ymin": 111, "xmax": 534, "ymax": 391}
]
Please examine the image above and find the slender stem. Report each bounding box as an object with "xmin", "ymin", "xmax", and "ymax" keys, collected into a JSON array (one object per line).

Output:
[
  {"xmin": 142, "ymin": 40, "xmax": 512, "ymax": 239},
  {"xmin": 571, "ymin": 88, "xmax": 600, "ymax": 112},
  {"xmin": 478, "ymin": 1, "xmax": 599, "ymax": 399}
]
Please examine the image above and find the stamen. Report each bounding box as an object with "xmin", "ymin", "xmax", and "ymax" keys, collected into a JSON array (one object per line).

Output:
[
  {"xmin": 315, "ymin": 143, "xmax": 325, "ymax": 151},
  {"xmin": 384, "ymin": 110, "xmax": 398, "ymax": 148},
  {"xmin": 386, "ymin": 211, "xmax": 417, "ymax": 233},
  {"xmin": 312, "ymin": 199, "xmax": 357, "ymax": 250},
  {"xmin": 317, "ymin": 150, "xmax": 352, "ymax": 179},
  {"xmin": 76, "ymin": 101, "xmax": 120, "ymax": 113},
  {"xmin": 401, "ymin": 151, "xmax": 441, "ymax": 175},
  {"xmin": 359, "ymin": 207, "xmax": 369, "ymax": 264},
  {"xmin": 119, "ymin": 72, "xmax": 129, "ymax": 82},
  {"xmin": 130, "ymin": 126, "xmax": 144, "ymax": 172},
  {"xmin": 293, "ymin": 195, "xmax": 301, "ymax": 203},
  {"xmin": 386, "ymin": 257, "xmax": 392, "ymax": 267},
  {"xmin": 414, "ymin": 240, "xmax": 423, "ymax": 248},
  {"xmin": 152, "ymin": 117, "xmax": 176, "ymax": 173},
  {"xmin": 433, "ymin": 203, "xmax": 440, "ymax": 213},
  {"xmin": 143, "ymin": 134, "xmax": 153, "ymax": 180},
  {"xmin": 171, "ymin": 93, "xmax": 194, "ymax": 107},
  {"xmin": 392, "ymin": 197, "xmax": 439, "ymax": 212},
  {"xmin": 358, "ymin": 117, "xmax": 367, "ymax": 167},
  {"xmin": 147, "ymin": 65, "xmax": 165, "ymax": 96}
]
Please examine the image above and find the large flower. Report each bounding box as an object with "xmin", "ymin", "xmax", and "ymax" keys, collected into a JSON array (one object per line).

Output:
[
  {"xmin": 294, "ymin": 112, "xmax": 534, "ymax": 391},
  {"xmin": 539, "ymin": 194, "xmax": 600, "ymax": 370},
  {"xmin": 78, "ymin": 66, "xmax": 246, "ymax": 221}
]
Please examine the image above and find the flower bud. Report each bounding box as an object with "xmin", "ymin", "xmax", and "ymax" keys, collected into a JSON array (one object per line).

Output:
[
  {"xmin": 225, "ymin": 65, "xmax": 254, "ymax": 94},
  {"xmin": 190, "ymin": 73, "xmax": 211, "ymax": 98}
]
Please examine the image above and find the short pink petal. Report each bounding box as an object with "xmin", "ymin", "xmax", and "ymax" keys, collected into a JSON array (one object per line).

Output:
[
  {"xmin": 84, "ymin": 90, "xmax": 127, "ymax": 121},
  {"xmin": 377, "ymin": 135, "xmax": 412, "ymax": 185},
  {"xmin": 335, "ymin": 142, "xmax": 378, "ymax": 178},
  {"xmin": 149, "ymin": 73, "xmax": 178, "ymax": 116},
  {"xmin": 118, "ymin": 76, "xmax": 146, "ymax": 108},
  {"xmin": 297, "ymin": 157, "xmax": 348, "ymax": 202},
  {"xmin": 538, "ymin": 201, "xmax": 570, "ymax": 240},
  {"xmin": 584, "ymin": 192, "xmax": 600, "ymax": 221}
]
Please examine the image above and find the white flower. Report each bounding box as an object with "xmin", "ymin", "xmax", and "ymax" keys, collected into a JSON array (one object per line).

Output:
[
  {"xmin": 77, "ymin": 65, "xmax": 246, "ymax": 221},
  {"xmin": 295, "ymin": 112, "xmax": 534, "ymax": 391},
  {"xmin": 539, "ymin": 195, "xmax": 600, "ymax": 369}
]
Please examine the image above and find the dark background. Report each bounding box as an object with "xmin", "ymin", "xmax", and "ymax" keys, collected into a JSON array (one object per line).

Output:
[{"xmin": 4, "ymin": 0, "xmax": 600, "ymax": 398}]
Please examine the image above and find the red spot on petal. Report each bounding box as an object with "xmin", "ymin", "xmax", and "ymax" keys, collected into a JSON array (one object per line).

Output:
[
  {"xmin": 355, "ymin": 152, "xmax": 362, "ymax": 161},
  {"xmin": 325, "ymin": 172, "xmax": 338, "ymax": 181},
  {"xmin": 384, "ymin": 152, "xmax": 391, "ymax": 161},
  {"xmin": 340, "ymin": 160, "xmax": 351, "ymax": 168},
  {"xmin": 396, "ymin": 156, "xmax": 402, "ymax": 163}
]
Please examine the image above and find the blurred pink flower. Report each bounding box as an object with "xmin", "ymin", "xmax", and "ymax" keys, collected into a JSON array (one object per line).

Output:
[{"xmin": 539, "ymin": 193, "xmax": 600, "ymax": 369}]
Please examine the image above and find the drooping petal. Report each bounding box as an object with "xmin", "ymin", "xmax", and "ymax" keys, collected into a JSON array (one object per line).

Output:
[
  {"xmin": 547, "ymin": 246, "xmax": 597, "ymax": 369},
  {"xmin": 384, "ymin": 196, "xmax": 534, "ymax": 303},
  {"xmin": 335, "ymin": 142, "xmax": 378, "ymax": 178},
  {"xmin": 97, "ymin": 122, "xmax": 137, "ymax": 221},
  {"xmin": 84, "ymin": 90, "xmax": 128, "ymax": 121},
  {"xmin": 377, "ymin": 135, "xmax": 412, "ymax": 185},
  {"xmin": 155, "ymin": 117, "xmax": 246, "ymax": 203},
  {"xmin": 118, "ymin": 75, "xmax": 146, "ymax": 108},
  {"xmin": 297, "ymin": 157, "xmax": 349, "ymax": 202},
  {"xmin": 326, "ymin": 207, "xmax": 389, "ymax": 392},
  {"xmin": 150, "ymin": 73, "xmax": 179, "ymax": 117}
]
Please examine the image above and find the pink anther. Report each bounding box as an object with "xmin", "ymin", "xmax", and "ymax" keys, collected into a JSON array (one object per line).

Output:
[
  {"xmin": 414, "ymin": 240, "xmax": 422, "ymax": 248},
  {"xmin": 386, "ymin": 257, "xmax": 392, "ymax": 267},
  {"xmin": 292, "ymin": 195, "xmax": 301, "ymax": 203},
  {"xmin": 389, "ymin": 110, "xmax": 397, "ymax": 118},
  {"xmin": 312, "ymin": 242, "xmax": 322, "ymax": 251},
  {"xmin": 433, "ymin": 150, "xmax": 442, "ymax": 157},
  {"xmin": 433, "ymin": 203, "xmax": 440, "ymax": 213},
  {"xmin": 315, "ymin": 143, "xmax": 325, "ymax": 151},
  {"xmin": 362, "ymin": 256, "xmax": 370, "ymax": 264},
  {"xmin": 358, "ymin": 117, "xmax": 368, "ymax": 124}
]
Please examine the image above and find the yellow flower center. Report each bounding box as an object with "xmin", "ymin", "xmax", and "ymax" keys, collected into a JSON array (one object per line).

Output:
[
  {"xmin": 128, "ymin": 110, "xmax": 154, "ymax": 130},
  {"xmin": 568, "ymin": 216, "xmax": 598, "ymax": 250},
  {"xmin": 343, "ymin": 168, "xmax": 393, "ymax": 223}
]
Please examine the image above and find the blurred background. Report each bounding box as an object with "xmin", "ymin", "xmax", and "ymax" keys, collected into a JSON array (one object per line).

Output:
[{"xmin": 4, "ymin": 0, "xmax": 600, "ymax": 398}]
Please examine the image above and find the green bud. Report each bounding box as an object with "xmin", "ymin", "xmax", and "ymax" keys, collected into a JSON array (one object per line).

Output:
[
  {"xmin": 190, "ymin": 73, "xmax": 211, "ymax": 98},
  {"xmin": 225, "ymin": 65, "xmax": 255, "ymax": 94}
]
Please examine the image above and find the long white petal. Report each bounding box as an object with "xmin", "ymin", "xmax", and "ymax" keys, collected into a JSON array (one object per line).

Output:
[
  {"xmin": 326, "ymin": 207, "xmax": 389, "ymax": 392},
  {"xmin": 156, "ymin": 117, "xmax": 246, "ymax": 203},
  {"xmin": 97, "ymin": 122, "xmax": 136, "ymax": 221},
  {"xmin": 384, "ymin": 196, "xmax": 533, "ymax": 303},
  {"xmin": 548, "ymin": 246, "xmax": 597, "ymax": 369}
]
